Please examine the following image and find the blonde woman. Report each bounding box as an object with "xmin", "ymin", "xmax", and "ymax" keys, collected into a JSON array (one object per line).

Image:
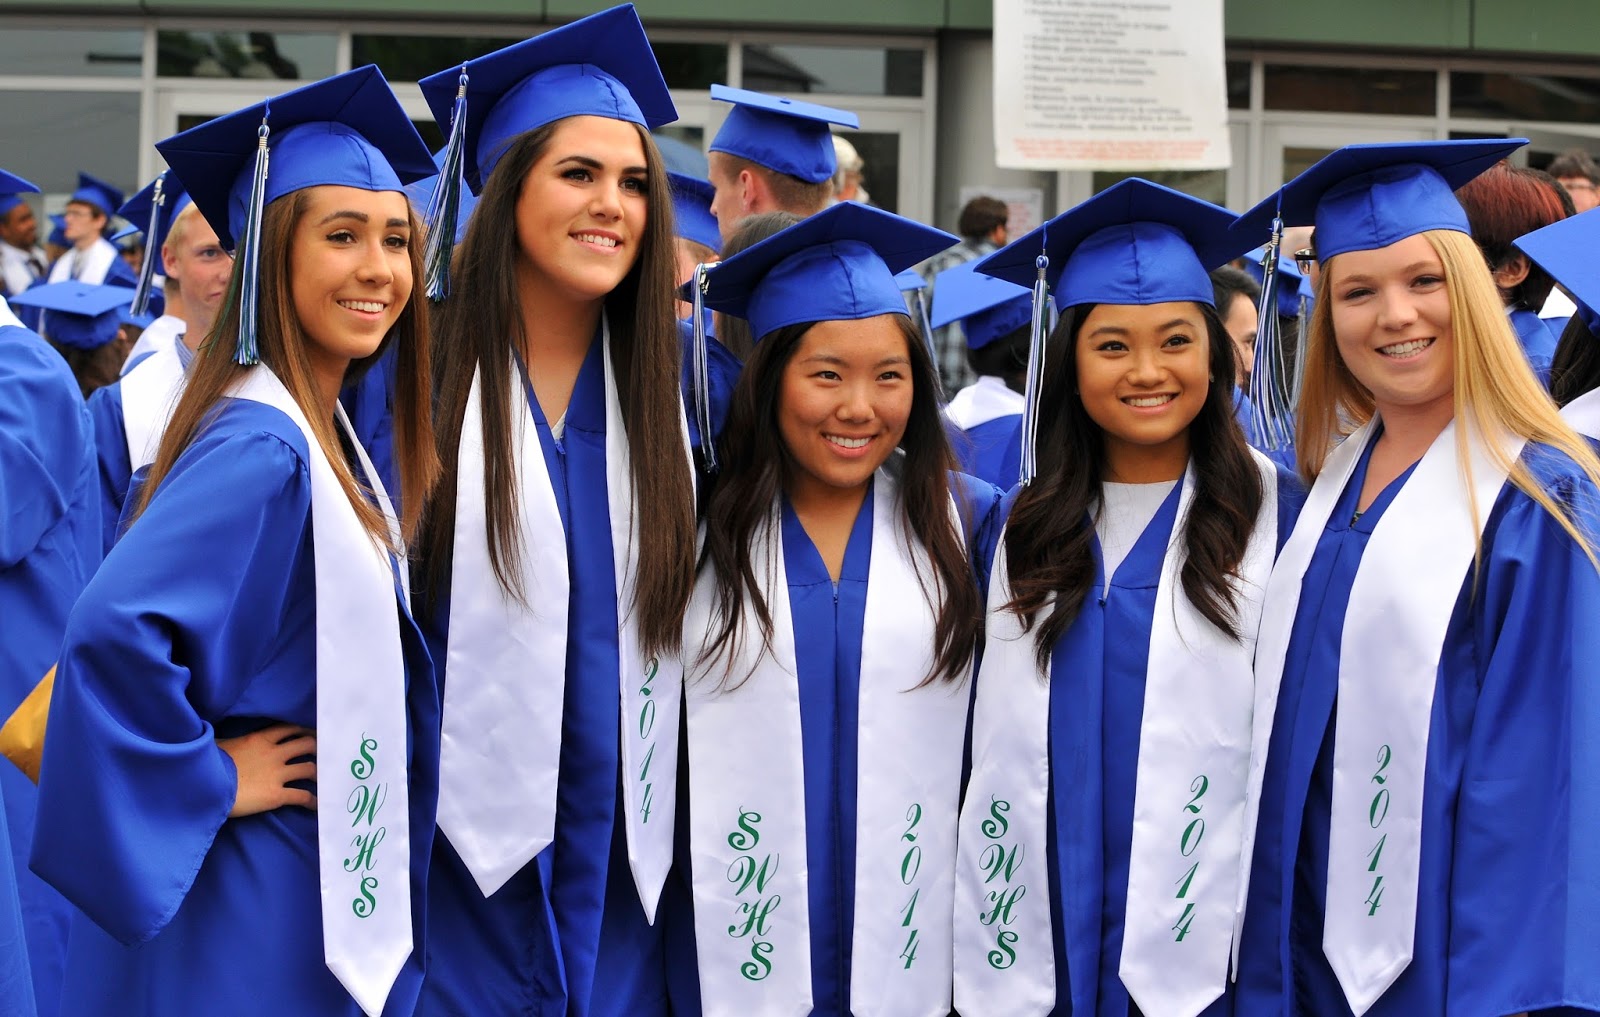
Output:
[{"xmin": 1232, "ymin": 140, "xmax": 1600, "ymax": 1017}]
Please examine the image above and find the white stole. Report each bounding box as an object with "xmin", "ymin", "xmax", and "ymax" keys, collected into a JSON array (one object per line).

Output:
[
  {"xmin": 49, "ymin": 238, "xmax": 116, "ymax": 285},
  {"xmin": 1235, "ymin": 418, "xmax": 1521, "ymax": 1016},
  {"xmin": 437, "ymin": 318, "xmax": 690, "ymax": 917},
  {"xmin": 945, "ymin": 376, "xmax": 1024, "ymax": 431},
  {"xmin": 228, "ymin": 367, "xmax": 412, "ymax": 1017},
  {"xmin": 121, "ymin": 314, "xmax": 184, "ymax": 376},
  {"xmin": 956, "ymin": 452, "xmax": 1278, "ymax": 1017},
  {"xmin": 120, "ymin": 339, "xmax": 187, "ymax": 473},
  {"xmin": 1562, "ymin": 387, "xmax": 1600, "ymax": 441},
  {"xmin": 684, "ymin": 467, "xmax": 969, "ymax": 1017}
]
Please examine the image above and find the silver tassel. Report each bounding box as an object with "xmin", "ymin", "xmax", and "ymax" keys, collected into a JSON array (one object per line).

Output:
[
  {"xmin": 129, "ymin": 171, "xmax": 165, "ymax": 317},
  {"xmin": 234, "ymin": 114, "xmax": 271, "ymax": 366},
  {"xmin": 1018, "ymin": 251, "xmax": 1050, "ymax": 486}
]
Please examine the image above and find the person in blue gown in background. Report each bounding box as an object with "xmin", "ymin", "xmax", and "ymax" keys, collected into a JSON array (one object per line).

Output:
[
  {"xmin": 1518, "ymin": 199, "xmax": 1600, "ymax": 440},
  {"xmin": 951, "ymin": 179, "xmax": 1302, "ymax": 1017},
  {"xmin": 1233, "ymin": 139, "xmax": 1600, "ymax": 1017},
  {"xmin": 411, "ymin": 7, "xmax": 729, "ymax": 1014},
  {"xmin": 931, "ymin": 259, "xmax": 1030, "ymax": 490},
  {"xmin": 682, "ymin": 199, "xmax": 1000, "ymax": 1017},
  {"xmin": 29, "ymin": 67, "xmax": 444, "ymax": 1016},
  {"xmin": 0, "ymin": 166, "xmax": 82, "ymax": 1017}
]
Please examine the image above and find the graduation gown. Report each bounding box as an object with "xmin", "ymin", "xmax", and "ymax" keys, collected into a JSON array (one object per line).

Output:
[
  {"xmin": 678, "ymin": 470, "xmax": 1003, "ymax": 1016},
  {"xmin": 29, "ymin": 398, "xmax": 441, "ymax": 1017},
  {"xmin": 1026, "ymin": 468, "xmax": 1301, "ymax": 1017},
  {"xmin": 85, "ymin": 341, "xmax": 191, "ymax": 554},
  {"xmin": 1509, "ymin": 307, "xmax": 1558, "ymax": 386},
  {"xmin": 1234, "ymin": 437, "xmax": 1600, "ymax": 1017},
  {"xmin": 0, "ymin": 317, "xmax": 98, "ymax": 1017},
  {"xmin": 418, "ymin": 332, "xmax": 733, "ymax": 1017}
]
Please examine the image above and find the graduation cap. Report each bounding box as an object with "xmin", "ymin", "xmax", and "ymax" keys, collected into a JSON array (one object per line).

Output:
[
  {"xmin": 405, "ymin": 148, "xmax": 479, "ymax": 248},
  {"xmin": 1515, "ymin": 212, "xmax": 1600, "ymax": 336},
  {"xmin": 68, "ymin": 172, "xmax": 124, "ymax": 219},
  {"xmin": 416, "ymin": 4, "xmax": 675, "ymax": 298},
  {"xmin": 1244, "ymin": 245, "xmax": 1314, "ymax": 318},
  {"xmin": 931, "ymin": 260, "xmax": 1035, "ymax": 350},
  {"xmin": 669, "ymin": 171, "xmax": 720, "ymax": 254},
  {"xmin": 1230, "ymin": 139, "xmax": 1526, "ymax": 261},
  {"xmin": 708, "ymin": 85, "xmax": 860, "ymax": 185},
  {"xmin": 10, "ymin": 281, "xmax": 133, "ymax": 350},
  {"xmin": 694, "ymin": 200, "xmax": 956, "ymax": 340},
  {"xmin": 46, "ymin": 214, "xmax": 67, "ymax": 249},
  {"xmin": 155, "ymin": 65, "xmax": 434, "ymax": 363},
  {"xmin": 894, "ymin": 268, "xmax": 926, "ymax": 292},
  {"xmin": 0, "ymin": 168, "xmax": 39, "ymax": 219},
  {"xmin": 118, "ymin": 172, "xmax": 195, "ymax": 316}
]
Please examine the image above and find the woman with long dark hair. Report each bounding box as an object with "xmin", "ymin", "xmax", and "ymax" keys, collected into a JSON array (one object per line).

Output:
[
  {"xmin": 1233, "ymin": 140, "xmax": 1600, "ymax": 1017},
  {"xmin": 411, "ymin": 7, "xmax": 722, "ymax": 1015},
  {"xmin": 29, "ymin": 67, "xmax": 441, "ymax": 1015},
  {"xmin": 681, "ymin": 201, "xmax": 998, "ymax": 1016},
  {"xmin": 951, "ymin": 180, "xmax": 1302, "ymax": 1017}
]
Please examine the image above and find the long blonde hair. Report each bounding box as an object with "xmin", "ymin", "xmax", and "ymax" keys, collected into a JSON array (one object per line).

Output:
[{"xmin": 1296, "ymin": 227, "xmax": 1600, "ymax": 562}]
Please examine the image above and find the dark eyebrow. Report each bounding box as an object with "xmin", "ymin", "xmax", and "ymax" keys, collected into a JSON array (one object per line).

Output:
[
  {"xmin": 800, "ymin": 353, "xmax": 910, "ymax": 367},
  {"xmin": 555, "ymin": 154, "xmax": 649, "ymax": 175},
  {"xmin": 1088, "ymin": 318, "xmax": 1197, "ymax": 337},
  {"xmin": 386, "ymin": 218, "xmax": 409, "ymax": 229},
  {"xmin": 317, "ymin": 210, "xmax": 368, "ymax": 225}
]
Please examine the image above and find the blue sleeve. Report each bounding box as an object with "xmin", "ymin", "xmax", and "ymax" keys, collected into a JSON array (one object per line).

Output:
[
  {"xmin": 1271, "ymin": 460, "xmax": 1308, "ymax": 557},
  {"xmin": 86, "ymin": 382, "xmax": 132, "ymax": 554},
  {"xmin": 30, "ymin": 426, "xmax": 313, "ymax": 947},
  {"xmin": 1446, "ymin": 471, "xmax": 1600, "ymax": 1014},
  {"xmin": 0, "ymin": 329, "xmax": 89, "ymax": 568},
  {"xmin": 951, "ymin": 471, "xmax": 1005, "ymax": 598},
  {"xmin": 339, "ymin": 347, "xmax": 398, "ymax": 505}
]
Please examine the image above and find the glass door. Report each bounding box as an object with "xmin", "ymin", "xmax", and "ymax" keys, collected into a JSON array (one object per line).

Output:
[{"xmin": 1258, "ymin": 122, "xmax": 1435, "ymax": 204}]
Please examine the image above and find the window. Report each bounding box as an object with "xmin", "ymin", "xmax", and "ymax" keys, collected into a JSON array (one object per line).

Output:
[
  {"xmin": 157, "ymin": 30, "xmax": 336, "ymax": 79},
  {"xmin": 1263, "ymin": 65, "xmax": 1435, "ymax": 116},
  {"xmin": 741, "ymin": 44, "xmax": 923, "ymax": 97},
  {"xmin": 0, "ymin": 28, "xmax": 142, "ymax": 78}
]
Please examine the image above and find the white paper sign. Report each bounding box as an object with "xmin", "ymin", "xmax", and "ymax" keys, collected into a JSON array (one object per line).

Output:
[{"xmin": 993, "ymin": 0, "xmax": 1231, "ymax": 171}]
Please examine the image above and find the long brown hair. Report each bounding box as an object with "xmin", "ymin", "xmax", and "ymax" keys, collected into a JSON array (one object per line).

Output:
[
  {"xmin": 418, "ymin": 120, "xmax": 697, "ymax": 658},
  {"xmin": 133, "ymin": 189, "xmax": 439, "ymax": 545},
  {"xmin": 1005, "ymin": 302, "xmax": 1265, "ymax": 669},
  {"xmin": 696, "ymin": 313, "xmax": 984, "ymax": 688}
]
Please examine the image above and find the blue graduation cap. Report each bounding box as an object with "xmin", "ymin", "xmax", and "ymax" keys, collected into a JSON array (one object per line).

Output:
[
  {"xmin": 708, "ymin": 85, "xmax": 860, "ymax": 184},
  {"xmin": 405, "ymin": 148, "xmax": 479, "ymax": 247},
  {"xmin": 155, "ymin": 65, "xmax": 434, "ymax": 363},
  {"xmin": 1244, "ymin": 245, "xmax": 1314, "ymax": 318},
  {"xmin": 118, "ymin": 172, "xmax": 194, "ymax": 316},
  {"xmin": 10, "ymin": 281, "xmax": 133, "ymax": 350},
  {"xmin": 417, "ymin": 4, "xmax": 676, "ymax": 195},
  {"xmin": 931, "ymin": 261, "xmax": 1035, "ymax": 350},
  {"xmin": 693, "ymin": 200, "xmax": 956, "ymax": 341},
  {"xmin": 68, "ymin": 172, "xmax": 124, "ymax": 219},
  {"xmin": 46, "ymin": 214, "xmax": 67, "ymax": 249},
  {"xmin": 669, "ymin": 171, "xmax": 720, "ymax": 254},
  {"xmin": 0, "ymin": 168, "xmax": 39, "ymax": 219},
  {"xmin": 1515, "ymin": 213, "xmax": 1600, "ymax": 336},
  {"xmin": 976, "ymin": 178, "xmax": 1244, "ymax": 310},
  {"xmin": 1231, "ymin": 139, "xmax": 1526, "ymax": 260},
  {"xmin": 894, "ymin": 269, "xmax": 926, "ymax": 293}
]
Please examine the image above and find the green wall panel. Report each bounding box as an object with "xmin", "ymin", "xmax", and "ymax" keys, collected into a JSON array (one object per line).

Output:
[
  {"xmin": 945, "ymin": 0, "xmax": 990, "ymax": 30},
  {"xmin": 144, "ymin": 0, "xmax": 545, "ymax": 12},
  {"xmin": 0, "ymin": 0, "xmax": 140, "ymax": 9},
  {"xmin": 549, "ymin": 0, "xmax": 944, "ymax": 28},
  {"xmin": 1223, "ymin": 0, "xmax": 1470, "ymax": 49},
  {"xmin": 1473, "ymin": 0, "xmax": 1600, "ymax": 56}
]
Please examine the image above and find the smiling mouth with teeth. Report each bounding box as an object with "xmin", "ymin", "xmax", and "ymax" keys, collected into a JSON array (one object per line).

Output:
[
  {"xmin": 1379, "ymin": 338, "xmax": 1434, "ymax": 357},
  {"xmin": 1123, "ymin": 394, "xmax": 1176, "ymax": 407},
  {"xmin": 826, "ymin": 435, "xmax": 871, "ymax": 449},
  {"xmin": 338, "ymin": 300, "xmax": 386, "ymax": 313},
  {"xmin": 575, "ymin": 233, "xmax": 619, "ymax": 248}
]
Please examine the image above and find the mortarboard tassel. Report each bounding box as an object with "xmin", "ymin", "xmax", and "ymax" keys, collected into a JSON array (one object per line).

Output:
[
  {"xmin": 233, "ymin": 113, "xmax": 271, "ymax": 365},
  {"xmin": 1246, "ymin": 217, "xmax": 1295, "ymax": 452},
  {"xmin": 691, "ymin": 262, "xmax": 717, "ymax": 473},
  {"xmin": 1017, "ymin": 250, "xmax": 1050, "ymax": 486},
  {"xmin": 129, "ymin": 171, "xmax": 166, "ymax": 317},
  {"xmin": 425, "ymin": 66, "xmax": 469, "ymax": 303}
]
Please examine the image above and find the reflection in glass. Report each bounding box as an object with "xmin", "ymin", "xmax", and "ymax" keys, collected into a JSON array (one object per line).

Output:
[
  {"xmin": 1227, "ymin": 60, "xmax": 1251, "ymax": 110},
  {"xmin": 157, "ymin": 31, "xmax": 336, "ymax": 79},
  {"xmin": 842, "ymin": 131, "xmax": 899, "ymax": 214},
  {"xmin": 0, "ymin": 29, "xmax": 142, "ymax": 77},
  {"xmin": 1264, "ymin": 65, "xmax": 1434, "ymax": 116},
  {"xmin": 1451, "ymin": 71, "xmax": 1600, "ymax": 124},
  {"xmin": 0, "ymin": 92, "xmax": 141, "ymax": 202},
  {"xmin": 651, "ymin": 42, "xmax": 728, "ymax": 91},
  {"xmin": 741, "ymin": 45, "xmax": 922, "ymax": 97},
  {"xmin": 351, "ymin": 35, "xmax": 520, "ymax": 83},
  {"xmin": 1093, "ymin": 170, "xmax": 1226, "ymax": 207}
]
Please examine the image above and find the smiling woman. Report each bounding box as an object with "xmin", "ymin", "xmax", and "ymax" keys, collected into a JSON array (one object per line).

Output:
[{"xmin": 28, "ymin": 66, "xmax": 444, "ymax": 1017}]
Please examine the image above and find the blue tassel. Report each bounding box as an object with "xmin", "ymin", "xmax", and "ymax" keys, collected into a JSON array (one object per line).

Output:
[
  {"xmin": 691, "ymin": 263, "xmax": 717, "ymax": 473},
  {"xmin": 1018, "ymin": 250, "xmax": 1050, "ymax": 486},
  {"xmin": 234, "ymin": 112, "xmax": 271, "ymax": 366},
  {"xmin": 1246, "ymin": 216, "xmax": 1296, "ymax": 451},
  {"xmin": 129, "ymin": 171, "xmax": 165, "ymax": 317},
  {"xmin": 425, "ymin": 67, "xmax": 469, "ymax": 303}
]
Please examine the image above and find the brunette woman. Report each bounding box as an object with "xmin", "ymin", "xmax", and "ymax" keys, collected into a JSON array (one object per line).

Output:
[
  {"xmin": 30, "ymin": 67, "xmax": 441, "ymax": 1016},
  {"xmin": 951, "ymin": 179, "xmax": 1303, "ymax": 1017}
]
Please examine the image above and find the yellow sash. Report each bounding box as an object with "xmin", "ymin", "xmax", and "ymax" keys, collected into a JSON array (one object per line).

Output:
[{"xmin": 0, "ymin": 666, "xmax": 53, "ymax": 783}]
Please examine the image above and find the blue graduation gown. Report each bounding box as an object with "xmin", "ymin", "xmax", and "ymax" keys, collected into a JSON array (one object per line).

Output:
[
  {"xmin": 1510, "ymin": 308, "xmax": 1558, "ymax": 386},
  {"xmin": 674, "ymin": 471, "xmax": 1003, "ymax": 1016},
  {"xmin": 0, "ymin": 322, "xmax": 98, "ymax": 1017},
  {"xmin": 1027, "ymin": 468, "xmax": 1302, "ymax": 1017},
  {"xmin": 340, "ymin": 346, "xmax": 400, "ymax": 507},
  {"xmin": 1235, "ymin": 437, "xmax": 1600, "ymax": 1016},
  {"xmin": 420, "ymin": 332, "xmax": 734, "ymax": 1017},
  {"xmin": 29, "ymin": 399, "xmax": 441, "ymax": 1017},
  {"xmin": 85, "ymin": 343, "xmax": 190, "ymax": 554},
  {"xmin": 957, "ymin": 414, "xmax": 1023, "ymax": 491},
  {"xmin": 0, "ymin": 780, "xmax": 35, "ymax": 1017}
]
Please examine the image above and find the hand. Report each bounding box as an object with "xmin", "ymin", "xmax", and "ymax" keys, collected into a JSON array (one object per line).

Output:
[{"xmin": 218, "ymin": 724, "xmax": 316, "ymax": 818}]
